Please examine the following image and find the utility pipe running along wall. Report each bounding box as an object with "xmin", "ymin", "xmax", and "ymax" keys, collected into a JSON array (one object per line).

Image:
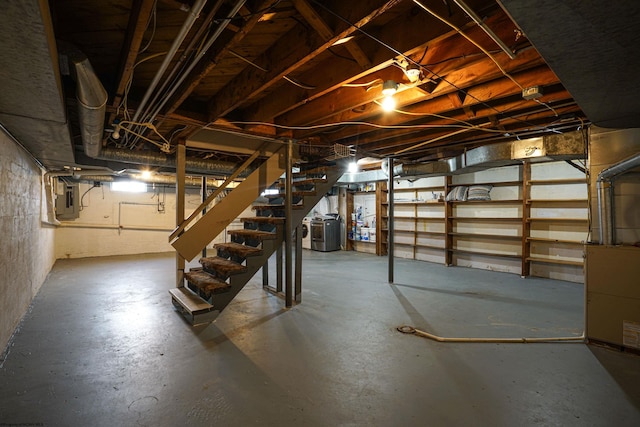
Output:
[{"xmin": 596, "ymin": 151, "xmax": 640, "ymax": 245}]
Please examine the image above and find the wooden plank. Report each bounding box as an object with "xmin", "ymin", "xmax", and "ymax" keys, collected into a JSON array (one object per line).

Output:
[
  {"xmin": 207, "ymin": 0, "xmax": 402, "ymax": 120},
  {"xmin": 449, "ymin": 249, "xmax": 521, "ymax": 259},
  {"xmin": 526, "ymin": 257, "xmax": 584, "ymax": 266},
  {"xmin": 228, "ymin": 229, "xmax": 278, "ymax": 240},
  {"xmin": 185, "ymin": 270, "xmax": 231, "ymax": 293},
  {"xmin": 241, "ymin": 216, "xmax": 286, "ymax": 224},
  {"xmin": 169, "ymin": 287, "xmax": 214, "ymax": 314},
  {"xmin": 214, "ymin": 241, "xmax": 263, "ymax": 257},
  {"xmin": 449, "ymin": 232, "xmax": 522, "ymax": 240},
  {"xmin": 200, "ymin": 256, "xmax": 247, "ymax": 275}
]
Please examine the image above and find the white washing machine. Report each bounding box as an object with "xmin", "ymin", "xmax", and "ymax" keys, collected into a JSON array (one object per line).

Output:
[{"xmin": 301, "ymin": 217, "xmax": 312, "ymax": 249}]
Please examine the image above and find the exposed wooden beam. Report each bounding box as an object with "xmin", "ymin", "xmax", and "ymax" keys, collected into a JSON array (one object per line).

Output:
[
  {"xmin": 281, "ymin": 46, "xmax": 543, "ymax": 128},
  {"xmin": 358, "ymin": 97, "xmax": 578, "ymax": 155},
  {"xmin": 206, "ymin": 0, "xmax": 403, "ymax": 121},
  {"xmin": 302, "ymin": 64, "xmax": 561, "ymax": 142},
  {"xmin": 243, "ymin": 1, "xmax": 500, "ymax": 122},
  {"xmin": 291, "ymin": 0, "xmax": 371, "ymax": 68},
  {"xmin": 109, "ymin": 0, "xmax": 156, "ymax": 124},
  {"xmin": 163, "ymin": 0, "xmax": 277, "ymax": 117}
]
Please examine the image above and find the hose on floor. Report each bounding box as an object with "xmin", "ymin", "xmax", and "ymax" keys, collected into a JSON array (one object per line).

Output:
[{"xmin": 397, "ymin": 325, "xmax": 585, "ymax": 344}]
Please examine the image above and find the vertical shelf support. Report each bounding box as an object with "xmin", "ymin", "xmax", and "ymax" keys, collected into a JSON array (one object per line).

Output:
[
  {"xmin": 444, "ymin": 176, "xmax": 453, "ymax": 266},
  {"xmin": 521, "ymin": 161, "xmax": 531, "ymax": 277}
]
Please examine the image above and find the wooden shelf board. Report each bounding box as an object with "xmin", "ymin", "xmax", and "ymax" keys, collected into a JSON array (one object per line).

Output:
[
  {"xmin": 449, "ymin": 199, "xmax": 522, "ymax": 204},
  {"xmin": 390, "ymin": 201, "xmax": 444, "ymax": 205},
  {"xmin": 526, "ymin": 237, "xmax": 586, "ymax": 244},
  {"xmin": 448, "ymin": 249, "xmax": 521, "ymax": 259},
  {"xmin": 526, "ymin": 256, "xmax": 584, "ymax": 266},
  {"xmin": 527, "ymin": 178, "xmax": 586, "ymax": 185},
  {"xmin": 415, "ymin": 230, "xmax": 446, "ymax": 236},
  {"xmin": 526, "ymin": 199, "xmax": 587, "ymax": 204},
  {"xmin": 393, "ymin": 186, "xmax": 445, "ymax": 192},
  {"xmin": 527, "ymin": 217, "xmax": 588, "ymax": 222},
  {"xmin": 449, "ymin": 232, "xmax": 521, "ymax": 240},
  {"xmin": 449, "ymin": 216, "xmax": 522, "ymax": 222}
]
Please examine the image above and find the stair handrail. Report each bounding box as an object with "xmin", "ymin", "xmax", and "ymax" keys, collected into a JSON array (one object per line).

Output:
[{"xmin": 169, "ymin": 144, "xmax": 270, "ymax": 242}]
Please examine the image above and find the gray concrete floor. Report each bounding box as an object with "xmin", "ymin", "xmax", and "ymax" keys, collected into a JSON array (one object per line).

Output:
[{"xmin": 1, "ymin": 250, "xmax": 639, "ymax": 426}]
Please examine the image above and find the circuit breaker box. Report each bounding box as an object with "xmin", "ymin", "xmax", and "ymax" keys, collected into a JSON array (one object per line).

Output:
[{"xmin": 56, "ymin": 183, "xmax": 80, "ymax": 220}]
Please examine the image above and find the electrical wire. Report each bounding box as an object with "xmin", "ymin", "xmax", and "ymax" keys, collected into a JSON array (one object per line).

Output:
[
  {"xmin": 307, "ymin": 0, "xmax": 548, "ymax": 135},
  {"xmin": 229, "ymin": 50, "xmax": 269, "ymax": 71},
  {"xmin": 412, "ymin": 0, "xmax": 524, "ymax": 90},
  {"xmin": 282, "ymin": 75, "xmax": 317, "ymax": 90},
  {"xmin": 342, "ymin": 78, "xmax": 382, "ymax": 88}
]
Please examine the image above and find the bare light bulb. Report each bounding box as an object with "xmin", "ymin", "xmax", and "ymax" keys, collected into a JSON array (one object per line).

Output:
[
  {"xmin": 381, "ymin": 95, "xmax": 396, "ymax": 112},
  {"xmin": 112, "ymin": 124, "xmax": 121, "ymax": 140},
  {"xmin": 348, "ymin": 161, "xmax": 358, "ymax": 173}
]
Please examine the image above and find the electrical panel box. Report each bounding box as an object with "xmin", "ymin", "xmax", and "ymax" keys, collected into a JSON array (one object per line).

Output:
[{"xmin": 56, "ymin": 183, "xmax": 80, "ymax": 220}]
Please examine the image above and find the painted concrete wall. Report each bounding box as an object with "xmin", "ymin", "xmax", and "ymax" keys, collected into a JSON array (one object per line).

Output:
[
  {"xmin": 54, "ymin": 182, "xmax": 253, "ymax": 259},
  {"xmin": 0, "ymin": 129, "xmax": 56, "ymax": 355}
]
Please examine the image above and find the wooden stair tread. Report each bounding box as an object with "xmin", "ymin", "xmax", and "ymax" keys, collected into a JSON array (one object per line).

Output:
[
  {"xmin": 214, "ymin": 242, "xmax": 262, "ymax": 257},
  {"xmin": 264, "ymin": 190, "xmax": 316, "ymax": 198},
  {"xmin": 200, "ymin": 256, "xmax": 247, "ymax": 275},
  {"xmin": 184, "ymin": 270, "xmax": 231, "ymax": 293},
  {"xmin": 169, "ymin": 287, "xmax": 213, "ymax": 314},
  {"xmin": 277, "ymin": 177, "xmax": 328, "ymax": 187},
  {"xmin": 241, "ymin": 216, "xmax": 285, "ymax": 224},
  {"xmin": 252, "ymin": 204, "xmax": 303, "ymax": 210},
  {"xmin": 228, "ymin": 229, "xmax": 278, "ymax": 240}
]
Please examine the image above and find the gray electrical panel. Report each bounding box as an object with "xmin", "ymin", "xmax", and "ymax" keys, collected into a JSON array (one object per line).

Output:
[{"xmin": 56, "ymin": 184, "xmax": 80, "ymax": 220}]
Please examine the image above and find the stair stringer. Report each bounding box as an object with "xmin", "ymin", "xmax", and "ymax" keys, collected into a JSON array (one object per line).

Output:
[{"xmin": 172, "ymin": 146, "xmax": 287, "ymax": 261}]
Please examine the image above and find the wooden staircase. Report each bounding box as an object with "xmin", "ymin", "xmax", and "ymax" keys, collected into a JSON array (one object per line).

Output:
[{"xmin": 169, "ymin": 163, "xmax": 344, "ymax": 325}]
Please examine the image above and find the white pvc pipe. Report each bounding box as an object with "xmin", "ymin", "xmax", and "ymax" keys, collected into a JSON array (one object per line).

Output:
[{"xmin": 132, "ymin": 0, "xmax": 208, "ymax": 123}]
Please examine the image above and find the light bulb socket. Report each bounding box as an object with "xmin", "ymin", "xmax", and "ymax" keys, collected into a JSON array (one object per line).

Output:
[{"xmin": 382, "ymin": 80, "xmax": 398, "ymax": 96}]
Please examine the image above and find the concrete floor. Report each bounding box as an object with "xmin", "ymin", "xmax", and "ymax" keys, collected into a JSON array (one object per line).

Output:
[{"xmin": 1, "ymin": 251, "xmax": 639, "ymax": 426}]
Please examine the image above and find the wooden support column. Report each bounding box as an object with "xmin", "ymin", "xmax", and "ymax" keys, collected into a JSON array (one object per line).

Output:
[
  {"xmin": 176, "ymin": 141, "xmax": 186, "ymax": 287},
  {"xmin": 285, "ymin": 140, "xmax": 294, "ymax": 307},
  {"xmin": 387, "ymin": 157, "xmax": 394, "ymax": 283},
  {"xmin": 201, "ymin": 176, "xmax": 207, "ymax": 258},
  {"xmin": 295, "ymin": 222, "xmax": 302, "ymax": 303},
  {"xmin": 521, "ymin": 161, "xmax": 531, "ymax": 277},
  {"xmin": 444, "ymin": 175, "xmax": 453, "ymax": 266}
]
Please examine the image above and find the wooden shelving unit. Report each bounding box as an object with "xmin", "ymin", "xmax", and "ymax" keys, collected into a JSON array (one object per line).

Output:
[{"xmin": 344, "ymin": 162, "xmax": 588, "ymax": 281}]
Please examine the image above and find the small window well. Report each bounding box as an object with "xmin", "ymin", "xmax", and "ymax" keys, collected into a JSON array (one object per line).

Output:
[{"xmin": 111, "ymin": 181, "xmax": 148, "ymax": 193}]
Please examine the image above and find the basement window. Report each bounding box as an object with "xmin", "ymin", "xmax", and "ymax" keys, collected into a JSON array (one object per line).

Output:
[{"xmin": 111, "ymin": 181, "xmax": 148, "ymax": 193}]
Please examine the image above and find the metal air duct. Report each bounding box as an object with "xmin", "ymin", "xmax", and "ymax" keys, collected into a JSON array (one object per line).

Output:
[{"xmin": 597, "ymin": 151, "xmax": 640, "ymax": 245}]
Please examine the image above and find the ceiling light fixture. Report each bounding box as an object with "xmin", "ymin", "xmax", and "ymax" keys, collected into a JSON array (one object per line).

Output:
[
  {"xmin": 381, "ymin": 96, "xmax": 396, "ymax": 112},
  {"xmin": 382, "ymin": 80, "xmax": 398, "ymax": 96},
  {"xmin": 348, "ymin": 161, "xmax": 358, "ymax": 173},
  {"xmin": 381, "ymin": 80, "xmax": 398, "ymax": 112}
]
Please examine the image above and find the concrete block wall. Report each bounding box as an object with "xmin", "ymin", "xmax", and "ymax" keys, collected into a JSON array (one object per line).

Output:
[
  {"xmin": 0, "ymin": 129, "xmax": 55, "ymax": 355},
  {"xmin": 55, "ymin": 182, "xmax": 252, "ymax": 259}
]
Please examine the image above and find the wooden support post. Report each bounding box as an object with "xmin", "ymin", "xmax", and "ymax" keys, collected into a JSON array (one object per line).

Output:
[
  {"xmin": 521, "ymin": 161, "xmax": 531, "ymax": 277},
  {"xmin": 444, "ymin": 175, "xmax": 453, "ymax": 266},
  {"xmin": 295, "ymin": 222, "xmax": 302, "ymax": 303},
  {"xmin": 176, "ymin": 141, "xmax": 186, "ymax": 287},
  {"xmin": 285, "ymin": 140, "xmax": 293, "ymax": 307},
  {"xmin": 387, "ymin": 157, "xmax": 394, "ymax": 284}
]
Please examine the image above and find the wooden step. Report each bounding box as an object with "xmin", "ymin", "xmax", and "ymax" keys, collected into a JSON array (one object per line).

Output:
[
  {"xmin": 241, "ymin": 216, "xmax": 285, "ymax": 225},
  {"xmin": 169, "ymin": 287, "xmax": 214, "ymax": 314},
  {"xmin": 252, "ymin": 204, "xmax": 303, "ymax": 211},
  {"xmin": 200, "ymin": 256, "xmax": 247, "ymax": 276},
  {"xmin": 228, "ymin": 229, "xmax": 278, "ymax": 240},
  {"xmin": 214, "ymin": 241, "xmax": 262, "ymax": 258},
  {"xmin": 264, "ymin": 190, "xmax": 316, "ymax": 198},
  {"xmin": 277, "ymin": 177, "xmax": 328, "ymax": 187},
  {"xmin": 185, "ymin": 269, "xmax": 231, "ymax": 294}
]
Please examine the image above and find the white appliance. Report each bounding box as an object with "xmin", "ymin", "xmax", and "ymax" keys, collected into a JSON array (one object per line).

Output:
[{"xmin": 301, "ymin": 217, "xmax": 312, "ymax": 249}]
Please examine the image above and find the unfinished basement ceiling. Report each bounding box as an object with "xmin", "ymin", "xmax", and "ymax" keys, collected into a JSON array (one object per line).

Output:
[{"xmin": 1, "ymin": 0, "xmax": 635, "ymax": 173}]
